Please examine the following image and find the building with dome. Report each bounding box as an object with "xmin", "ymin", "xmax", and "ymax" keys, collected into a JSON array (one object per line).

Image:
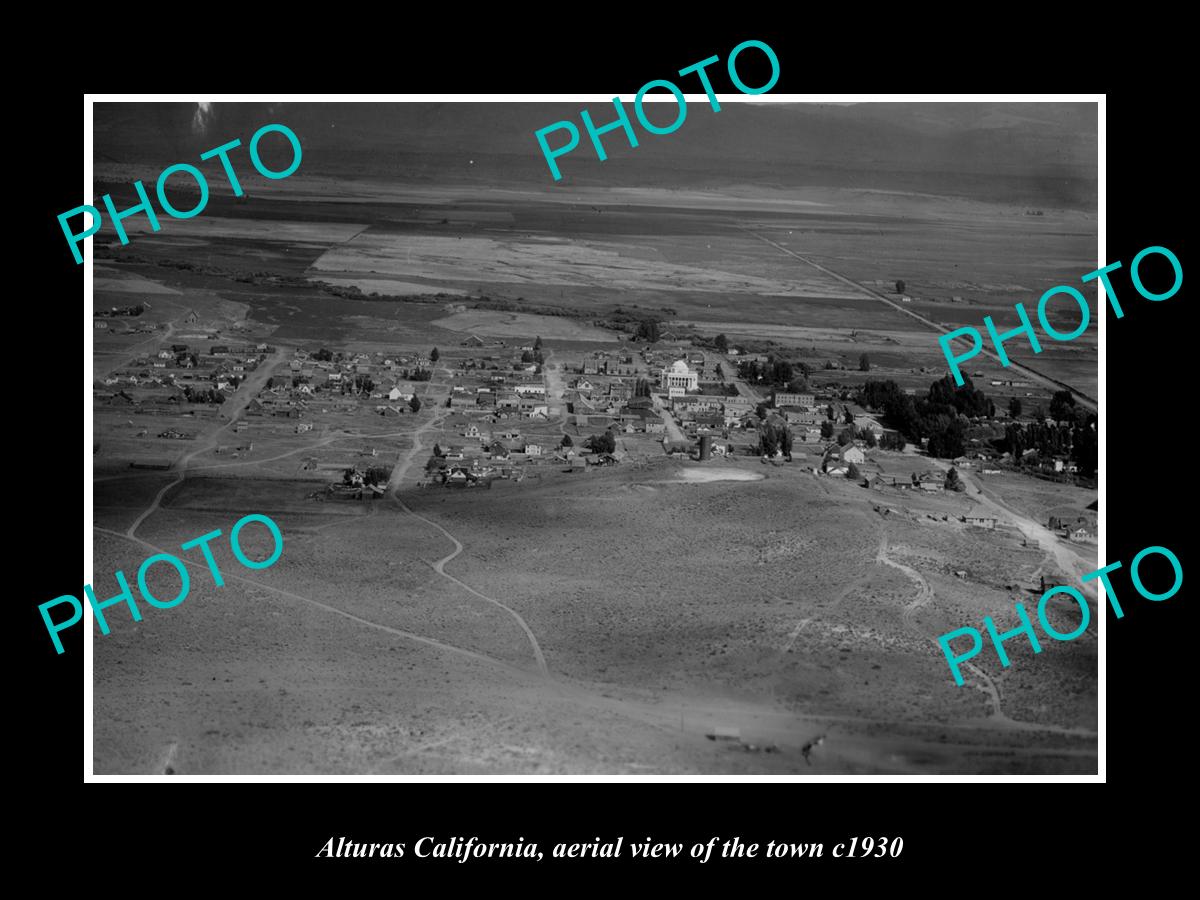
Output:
[{"xmin": 659, "ymin": 359, "xmax": 698, "ymax": 397}]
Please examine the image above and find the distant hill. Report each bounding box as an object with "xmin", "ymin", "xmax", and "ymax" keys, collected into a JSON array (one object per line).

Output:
[{"xmin": 94, "ymin": 101, "xmax": 1097, "ymax": 208}]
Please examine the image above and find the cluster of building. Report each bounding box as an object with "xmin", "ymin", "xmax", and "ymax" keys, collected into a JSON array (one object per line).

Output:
[
  {"xmin": 95, "ymin": 339, "xmax": 271, "ymax": 415},
  {"xmin": 447, "ymin": 349, "xmax": 550, "ymax": 420},
  {"xmin": 425, "ymin": 424, "xmax": 626, "ymax": 488},
  {"xmin": 246, "ymin": 348, "xmax": 428, "ymax": 420}
]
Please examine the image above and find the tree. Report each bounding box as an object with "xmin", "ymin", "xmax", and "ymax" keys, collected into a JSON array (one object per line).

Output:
[
  {"xmin": 409, "ymin": 395, "xmax": 422, "ymax": 413},
  {"xmin": 864, "ymin": 430, "xmax": 878, "ymax": 448},
  {"xmin": 430, "ymin": 347, "xmax": 440, "ymax": 362},
  {"xmin": 432, "ymin": 443, "xmax": 443, "ymax": 458},
  {"xmin": 926, "ymin": 417, "xmax": 966, "ymax": 459},
  {"xmin": 314, "ymin": 348, "xmax": 333, "ymax": 362},
  {"xmin": 560, "ymin": 434, "xmax": 573, "ymax": 448},
  {"xmin": 859, "ymin": 353, "xmax": 871, "ymax": 372},
  {"xmin": 534, "ymin": 336, "xmax": 543, "ymax": 350},
  {"xmin": 715, "ymin": 363, "xmax": 725, "ymax": 379},
  {"xmin": 1009, "ymin": 397, "xmax": 1023, "ymax": 418},
  {"xmin": 1049, "ymin": 390, "xmax": 1076, "ymax": 423},
  {"xmin": 364, "ymin": 466, "xmax": 392, "ymax": 487},
  {"xmin": 847, "ymin": 462, "xmax": 861, "ymax": 480},
  {"xmin": 780, "ymin": 425, "xmax": 794, "ymax": 458},
  {"xmin": 755, "ymin": 402, "xmax": 770, "ymax": 420},
  {"xmin": 586, "ymin": 431, "xmax": 616, "ymax": 454},
  {"xmin": 895, "ymin": 280, "xmax": 906, "ymax": 294},
  {"xmin": 635, "ymin": 319, "xmax": 660, "ymax": 342},
  {"xmin": 759, "ymin": 422, "xmax": 780, "ymax": 457},
  {"xmin": 880, "ymin": 431, "xmax": 906, "ymax": 451},
  {"xmin": 521, "ymin": 350, "xmax": 534, "ymax": 363},
  {"xmin": 945, "ymin": 467, "xmax": 964, "ymax": 492},
  {"xmin": 714, "ymin": 333, "xmax": 728, "ymax": 352},
  {"xmin": 820, "ymin": 421, "xmax": 835, "ymax": 439},
  {"xmin": 837, "ymin": 426, "xmax": 855, "ymax": 446}
]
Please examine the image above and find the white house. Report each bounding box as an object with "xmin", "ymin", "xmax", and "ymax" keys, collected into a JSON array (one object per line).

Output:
[{"xmin": 841, "ymin": 445, "xmax": 866, "ymax": 464}]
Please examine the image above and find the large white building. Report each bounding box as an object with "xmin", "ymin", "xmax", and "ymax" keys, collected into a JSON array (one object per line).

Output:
[{"xmin": 660, "ymin": 359, "xmax": 698, "ymax": 396}]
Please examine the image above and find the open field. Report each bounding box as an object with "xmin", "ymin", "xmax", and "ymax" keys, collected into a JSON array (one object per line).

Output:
[
  {"xmin": 92, "ymin": 178, "xmax": 1097, "ymax": 397},
  {"xmin": 432, "ymin": 309, "xmax": 619, "ymax": 342},
  {"xmin": 93, "ymin": 455, "xmax": 1096, "ymax": 774}
]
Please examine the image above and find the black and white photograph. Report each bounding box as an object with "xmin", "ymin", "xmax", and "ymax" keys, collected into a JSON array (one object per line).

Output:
[{"xmin": 84, "ymin": 97, "xmax": 1100, "ymax": 777}]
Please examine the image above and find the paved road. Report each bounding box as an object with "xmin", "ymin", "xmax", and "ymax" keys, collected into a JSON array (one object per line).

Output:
[{"xmin": 739, "ymin": 227, "xmax": 1097, "ymax": 412}]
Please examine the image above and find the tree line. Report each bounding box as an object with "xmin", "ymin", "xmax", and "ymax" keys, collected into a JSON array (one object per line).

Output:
[{"xmin": 856, "ymin": 375, "xmax": 994, "ymax": 459}]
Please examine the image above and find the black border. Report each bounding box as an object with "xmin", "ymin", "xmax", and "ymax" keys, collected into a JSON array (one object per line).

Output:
[{"xmin": 24, "ymin": 24, "xmax": 1189, "ymax": 884}]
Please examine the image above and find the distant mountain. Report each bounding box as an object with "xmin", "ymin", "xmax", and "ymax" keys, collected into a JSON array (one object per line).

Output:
[{"xmin": 94, "ymin": 101, "xmax": 1097, "ymax": 208}]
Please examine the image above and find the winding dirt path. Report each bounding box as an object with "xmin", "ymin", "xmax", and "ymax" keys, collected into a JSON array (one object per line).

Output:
[
  {"xmin": 875, "ymin": 531, "xmax": 1006, "ymax": 720},
  {"xmin": 383, "ymin": 366, "xmax": 550, "ymax": 678}
]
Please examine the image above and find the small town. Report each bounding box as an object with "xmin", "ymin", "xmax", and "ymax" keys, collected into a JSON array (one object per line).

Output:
[{"xmin": 95, "ymin": 304, "xmax": 1097, "ymax": 545}]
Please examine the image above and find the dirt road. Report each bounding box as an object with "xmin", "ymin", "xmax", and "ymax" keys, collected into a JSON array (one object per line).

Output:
[{"xmin": 125, "ymin": 348, "xmax": 286, "ymax": 540}]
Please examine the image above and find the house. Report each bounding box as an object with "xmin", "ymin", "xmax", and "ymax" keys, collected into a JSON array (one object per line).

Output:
[
  {"xmin": 853, "ymin": 415, "xmax": 886, "ymax": 437},
  {"xmin": 1068, "ymin": 524, "xmax": 1097, "ymax": 543},
  {"xmin": 774, "ymin": 391, "xmax": 815, "ymax": 409},
  {"xmin": 183, "ymin": 309, "xmax": 200, "ymax": 324},
  {"xmin": 964, "ymin": 515, "xmax": 997, "ymax": 530},
  {"xmin": 461, "ymin": 334, "xmax": 486, "ymax": 347},
  {"xmin": 841, "ymin": 445, "xmax": 866, "ymax": 464}
]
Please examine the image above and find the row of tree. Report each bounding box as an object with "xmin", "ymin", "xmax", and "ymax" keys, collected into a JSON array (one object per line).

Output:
[
  {"xmin": 758, "ymin": 421, "xmax": 794, "ymax": 458},
  {"xmin": 856, "ymin": 375, "xmax": 995, "ymax": 459},
  {"xmin": 738, "ymin": 354, "xmax": 810, "ymax": 393},
  {"xmin": 182, "ymin": 386, "xmax": 226, "ymax": 404},
  {"xmin": 1001, "ymin": 420, "xmax": 1097, "ymax": 477}
]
